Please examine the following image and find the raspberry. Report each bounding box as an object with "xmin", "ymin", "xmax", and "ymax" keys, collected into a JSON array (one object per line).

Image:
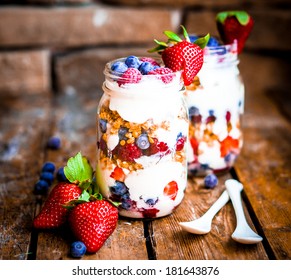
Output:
[
  {"xmin": 118, "ymin": 143, "xmax": 142, "ymax": 162},
  {"xmin": 148, "ymin": 67, "xmax": 174, "ymax": 84},
  {"xmin": 117, "ymin": 68, "xmax": 142, "ymax": 86},
  {"xmin": 144, "ymin": 138, "xmax": 170, "ymax": 156}
]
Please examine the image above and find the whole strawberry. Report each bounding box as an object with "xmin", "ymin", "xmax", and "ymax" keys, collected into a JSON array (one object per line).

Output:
[
  {"xmin": 216, "ymin": 11, "xmax": 254, "ymax": 54},
  {"xmin": 33, "ymin": 152, "xmax": 93, "ymax": 229},
  {"xmin": 33, "ymin": 182, "xmax": 82, "ymax": 229},
  {"xmin": 68, "ymin": 200, "xmax": 118, "ymax": 253},
  {"xmin": 149, "ymin": 25, "xmax": 209, "ymax": 86}
]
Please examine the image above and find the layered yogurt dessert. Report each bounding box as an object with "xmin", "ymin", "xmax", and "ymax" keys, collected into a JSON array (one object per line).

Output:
[
  {"xmin": 96, "ymin": 56, "xmax": 189, "ymax": 218},
  {"xmin": 185, "ymin": 40, "xmax": 244, "ymax": 175}
]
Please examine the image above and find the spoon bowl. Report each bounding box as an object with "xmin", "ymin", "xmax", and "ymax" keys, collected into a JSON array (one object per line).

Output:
[{"xmin": 179, "ymin": 190, "xmax": 230, "ymax": 234}]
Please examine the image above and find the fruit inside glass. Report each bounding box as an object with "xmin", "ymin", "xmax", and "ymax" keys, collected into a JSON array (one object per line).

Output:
[
  {"xmin": 185, "ymin": 40, "xmax": 244, "ymax": 176},
  {"xmin": 96, "ymin": 57, "xmax": 189, "ymax": 219}
]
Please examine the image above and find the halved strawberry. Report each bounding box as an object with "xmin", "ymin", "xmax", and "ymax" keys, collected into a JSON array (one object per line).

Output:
[
  {"xmin": 149, "ymin": 26, "xmax": 209, "ymax": 86},
  {"xmin": 163, "ymin": 181, "xmax": 178, "ymax": 200},
  {"xmin": 216, "ymin": 11, "xmax": 254, "ymax": 54}
]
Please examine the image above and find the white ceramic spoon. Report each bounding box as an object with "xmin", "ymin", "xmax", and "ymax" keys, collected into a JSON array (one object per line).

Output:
[
  {"xmin": 179, "ymin": 189, "xmax": 230, "ymax": 234},
  {"xmin": 225, "ymin": 179, "xmax": 263, "ymax": 244}
]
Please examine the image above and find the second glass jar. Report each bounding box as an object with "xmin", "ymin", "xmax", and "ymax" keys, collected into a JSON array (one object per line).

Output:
[{"xmin": 185, "ymin": 42, "xmax": 245, "ymax": 176}]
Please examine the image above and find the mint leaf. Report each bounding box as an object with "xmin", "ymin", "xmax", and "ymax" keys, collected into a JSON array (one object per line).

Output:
[{"xmin": 64, "ymin": 152, "xmax": 93, "ymax": 184}]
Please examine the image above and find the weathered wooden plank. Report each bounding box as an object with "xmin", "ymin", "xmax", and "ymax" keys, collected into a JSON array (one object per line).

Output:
[
  {"xmin": 150, "ymin": 173, "xmax": 268, "ymax": 260},
  {"xmin": 0, "ymin": 95, "xmax": 52, "ymax": 260},
  {"xmin": 234, "ymin": 53, "xmax": 291, "ymax": 260}
]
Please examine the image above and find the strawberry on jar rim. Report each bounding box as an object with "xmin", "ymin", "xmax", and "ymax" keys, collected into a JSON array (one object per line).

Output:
[
  {"xmin": 148, "ymin": 25, "xmax": 209, "ymax": 86},
  {"xmin": 216, "ymin": 11, "xmax": 254, "ymax": 54}
]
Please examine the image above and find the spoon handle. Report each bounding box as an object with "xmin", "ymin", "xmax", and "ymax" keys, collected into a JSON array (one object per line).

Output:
[
  {"xmin": 203, "ymin": 190, "xmax": 230, "ymax": 219},
  {"xmin": 225, "ymin": 179, "xmax": 247, "ymax": 226}
]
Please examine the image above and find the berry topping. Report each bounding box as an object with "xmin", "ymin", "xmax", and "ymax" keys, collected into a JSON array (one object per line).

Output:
[
  {"xmin": 125, "ymin": 55, "xmax": 142, "ymax": 68},
  {"xmin": 138, "ymin": 61, "xmax": 155, "ymax": 75},
  {"xmin": 148, "ymin": 67, "xmax": 174, "ymax": 84},
  {"xmin": 175, "ymin": 134, "xmax": 186, "ymax": 151},
  {"xmin": 163, "ymin": 181, "xmax": 178, "ymax": 200},
  {"xmin": 204, "ymin": 174, "xmax": 218, "ymax": 189},
  {"xmin": 70, "ymin": 241, "xmax": 87, "ymax": 258},
  {"xmin": 216, "ymin": 11, "xmax": 254, "ymax": 54},
  {"xmin": 149, "ymin": 25, "xmax": 209, "ymax": 86},
  {"xmin": 117, "ymin": 68, "xmax": 142, "ymax": 86},
  {"xmin": 145, "ymin": 197, "xmax": 158, "ymax": 206},
  {"xmin": 118, "ymin": 143, "xmax": 142, "ymax": 162},
  {"xmin": 136, "ymin": 134, "xmax": 150, "ymax": 150},
  {"xmin": 140, "ymin": 57, "xmax": 160, "ymax": 66},
  {"xmin": 111, "ymin": 61, "xmax": 128, "ymax": 74}
]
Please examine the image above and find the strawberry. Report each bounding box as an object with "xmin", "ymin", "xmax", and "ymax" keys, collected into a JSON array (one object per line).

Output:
[
  {"xmin": 148, "ymin": 25, "xmax": 209, "ymax": 86},
  {"xmin": 33, "ymin": 182, "xmax": 82, "ymax": 229},
  {"xmin": 33, "ymin": 152, "xmax": 93, "ymax": 229},
  {"xmin": 68, "ymin": 200, "xmax": 118, "ymax": 253},
  {"xmin": 110, "ymin": 166, "xmax": 125, "ymax": 182},
  {"xmin": 163, "ymin": 181, "xmax": 178, "ymax": 200},
  {"xmin": 216, "ymin": 11, "xmax": 254, "ymax": 54}
]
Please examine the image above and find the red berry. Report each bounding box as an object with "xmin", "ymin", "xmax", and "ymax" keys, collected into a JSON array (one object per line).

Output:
[
  {"xmin": 162, "ymin": 41, "xmax": 203, "ymax": 86},
  {"xmin": 148, "ymin": 67, "xmax": 174, "ymax": 84},
  {"xmin": 176, "ymin": 136, "xmax": 186, "ymax": 151},
  {"xmin": 163, "ymin": 181, "xmax": 178, "ymax": 200},
  {"xmin": 110, "ymin": 166, "xmax": 125, "ymax": 182},
  {"xmin": 216, "ymin": 11, "xmax": 254, "ymax": 54},
  {"xmin": 69, "ymin": 200, "xmax": 118, "ymax": 253},
  {"xmin": 117, "ymin": 68, "xmax": 142, "ymax": 86},
  {"xmin": 140, "ymin": 57, "xmax": 160, "ymax": 66},
  {"xmin": 144, "ymin": 138, "xmax": 170, "ymax": 156},
  {"xmin": 33, "ymin": 182, "xmax": 82, "ymax": 229},
  {"xmin": 118, "ymin": 143, "xmax": 142, "ymax": 162}
]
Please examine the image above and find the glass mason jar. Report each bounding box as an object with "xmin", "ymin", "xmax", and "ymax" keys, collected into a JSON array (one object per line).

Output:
[
  {"xmin": 185, "ymin": 42, "xmax": 244, "ymax": 176},
  {"xmin": 96, "ymin": 57, "xmax": 188, "ymax": 219}
]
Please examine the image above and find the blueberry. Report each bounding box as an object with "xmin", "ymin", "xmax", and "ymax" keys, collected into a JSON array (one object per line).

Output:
[
  {"xmin": 145, "ymin": 198, "xmax": 158, "ymax": 206},
  {"xmin": 118, "ymin": 127, "xmax": 128, "ymax": 140},
  {"xmin": 136, "ymin": 134, "xmax": 150, "ymax": 150},
  {"xmin": 138, "ymin": 61, "xmax": 154, "ymax": 75},
  {"xmin": 70, "ymin": 241, "xmax": 86, "ymax": 258},
  {"xmin": 41, "ymin": 162, "xmax": 55, "ymax": 173},
  {"xmin": 207, "ymin": 37, "xmax": 220, "ymax": 47},
  {"xmin": 204, "ymin": 174, "xmax": 218, "ymax": 189},
  {"xmin": 189, "ymin": 35, "xmax": 199, "ymax": 43},
  {"xmin": 47, "ymin": 136, "xmax": 61, "ymax": 150},
  {"xmin": 40, "ymin": 171, "xmax": 54, "ymax": 184},
  {"xmin": 56, "ymin": 167, "xmax": 67, "ymax": 182},
  {"xmin": 110, "ymin": 181, "xmax": 127, "ymax": 196},
  {"xmin": 111, "ymin": 61, "xmax": 128, "ymax": 74},
  {"xmin": 34, "ymin": 180, "xmax": 50, "ymax": 195},
  {"xmin": 125, "ymin": 55, "xmax": 141, "ymax": 69},
  {"xmin": 188, "ymin": 106, "xmax": 200, "ymax": 117},
  {"xmin": 121, "ymin": 199, "xmax": 132, "ymax": 210},
  {"xmin": 99, "ymin": 119, "xmax": 107, "ymax": 133}
]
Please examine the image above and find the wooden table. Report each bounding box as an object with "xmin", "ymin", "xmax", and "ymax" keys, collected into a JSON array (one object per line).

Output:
[{"xmin": 0, "ymin": 53, "xmax": 290, "ymax": 260}]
